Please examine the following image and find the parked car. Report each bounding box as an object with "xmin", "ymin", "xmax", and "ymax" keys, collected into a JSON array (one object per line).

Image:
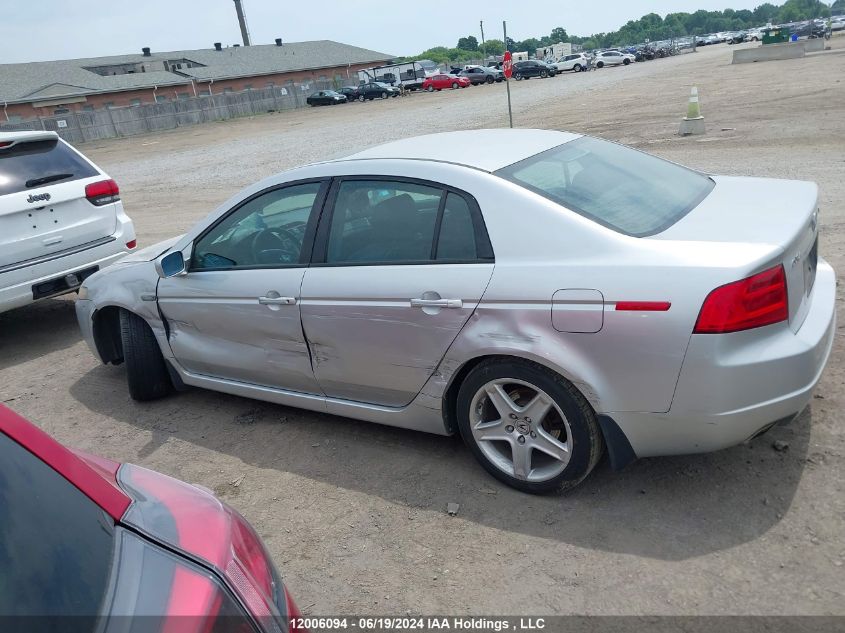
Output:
[
  {"xmin": 536, "ymin": 60, "xmax": 558, "ymax": 76},
  {"xmin": 306, "ymin": 89, "xmax": 347, "ymax": 106},
  {"xmin": 459, "ymin": 66, "xmax": 504, "ymax": 84},
  {"xmin": 0, "ymin": 403, "xmax": 305, "ymax": 629},
  {"xmin": 594, "ymin": 51, "xmax": 630, "ymax": 67},
  {"xmin": 338, "ymin": 85, "xmax": 363, "ymax": 102},
  {"xmin": 745, "ymin": 28, "xmax": 764, "ymax": 41},
  {"xmin": 511, "ymin": 60, "xmax": 552, "ymax": 79},
  {"xmin": 358, "ymin": 81, "xmax": 400, "ymax": 100},
  {"xmin": 0, "ymin": 131, "xmax": 136, "ymax": 314},
  {"xmin": 76, "ymin": 128, "xmax": 834, "ymax": 494},
  {"xmin": 423, "ymin": 74, "xmax": 470, "ymax": 91},
  {"xmin": 552, "ymin": 53, "xmax": 591, "ymax": 72}
]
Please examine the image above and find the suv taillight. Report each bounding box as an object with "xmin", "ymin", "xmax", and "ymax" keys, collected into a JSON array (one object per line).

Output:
[
  {"xmin": 694, "ymin": 265, "xmax": 788, "ymax": 334},
  {"xmin": 85, "ymin": 179, "xmax": 120, "ymax": 206}
]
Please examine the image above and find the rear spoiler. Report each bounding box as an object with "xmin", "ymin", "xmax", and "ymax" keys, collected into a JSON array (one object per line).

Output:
[{"xmin": 0, "ymin": 131, "xmax": 59, "ymax": 149}]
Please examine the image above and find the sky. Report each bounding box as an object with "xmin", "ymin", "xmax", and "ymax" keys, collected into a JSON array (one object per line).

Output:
[{"xmin": 1, "ymin": 0, "xmax": 771, "ymax": 64}]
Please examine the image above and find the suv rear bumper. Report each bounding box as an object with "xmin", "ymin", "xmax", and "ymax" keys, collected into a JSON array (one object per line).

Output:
[
  {"xmin": 609, "ymin": 258, "xmax": 836, "ymax": 457},
  {"xmin": 0, "ymin": 214, "xmax": 135, "ymax": 314}
]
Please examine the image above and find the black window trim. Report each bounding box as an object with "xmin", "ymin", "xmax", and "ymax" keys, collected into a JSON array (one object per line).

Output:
[
  {"xmin": 187, "ymin": 178, "xmax": 331, "ymax": 273},
  {"xmin": 310, "ymin": 175, "xmax": 495, "ymax": 268}
]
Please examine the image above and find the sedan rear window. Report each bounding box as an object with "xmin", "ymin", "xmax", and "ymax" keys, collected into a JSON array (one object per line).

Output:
[
  {"xmin": 495, "ymin": 136, "xmax": 714, "ymax": 237},
  {"xmin": 0, "ymin": 433, "xmax": 114, "ymax": 624},
  {"xmin": 0, "ymin": 138, "xmax": 98, "ymax": 197}
]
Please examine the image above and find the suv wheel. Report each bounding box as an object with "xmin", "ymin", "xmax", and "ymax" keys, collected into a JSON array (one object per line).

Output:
[
  {"xmin": 456, "ymin": 359, "xmax": 604, "ymax": 494},
  {"xmin": 119, "ymin": 309, "xmax": 172, "ymax": 401},
  {"xmin": 573, "ymin": 64, "xmax": 582, "ymax": 72},
  {"xmin": 597, "ymin": 61, "xmax": 604, "ymax": 68},
  {"xmin": 485, "ymin": 75, "xmax": 494, "ymax": 84},
  {"xmin": 540, "ymin": 70, "xmax": 548, "ymax": 78},
  {"xmin": 380, "ymin": 92, "xmax": 388, "ymax": 99}
]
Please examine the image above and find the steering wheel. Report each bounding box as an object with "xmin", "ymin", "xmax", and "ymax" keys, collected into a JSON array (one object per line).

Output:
[{"xmin": 250, "ymin": 228, "xmax": 301, "ymax": 264}]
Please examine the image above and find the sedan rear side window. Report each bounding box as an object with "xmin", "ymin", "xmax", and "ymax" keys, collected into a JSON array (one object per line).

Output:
[
  {"xmin": 496, "ymin": 137, "xmax": 714, "ymax": 237},
  {"xmin": 323, "ymin": 180, "xmax": 492, "ymax": 265},
  {"xmin": 0, "ymin": 139, "xmax": 98, "ymax": 196},
  {"xmin": 0, "ymin": 433, "xmax": 114, "ymax": 623}
]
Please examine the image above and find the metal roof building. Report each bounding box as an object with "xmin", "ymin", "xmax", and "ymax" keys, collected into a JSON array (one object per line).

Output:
[{"xmin": 1, "ymin": 40, "xmax": 393, "ymax": 118}]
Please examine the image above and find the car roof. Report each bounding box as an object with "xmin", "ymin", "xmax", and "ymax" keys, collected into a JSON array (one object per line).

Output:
[{"xmin": 341, "ymin": 129, "xmax": 580, "ymax": 173}]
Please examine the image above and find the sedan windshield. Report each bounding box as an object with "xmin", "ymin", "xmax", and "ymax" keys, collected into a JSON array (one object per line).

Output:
[{"xmin": 495, "ymin": 136, "xmax": 715, "ymax": 237}]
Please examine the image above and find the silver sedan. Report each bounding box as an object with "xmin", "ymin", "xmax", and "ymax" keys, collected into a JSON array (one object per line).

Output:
[{"xmin": 76, "ymin": 129, "xmax": 835, "ymax": 493}]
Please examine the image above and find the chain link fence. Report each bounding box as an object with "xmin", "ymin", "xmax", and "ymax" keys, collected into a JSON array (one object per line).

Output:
[{"xmin": 0, "ymin": 78, "xmax": 354, "ymax": 144}]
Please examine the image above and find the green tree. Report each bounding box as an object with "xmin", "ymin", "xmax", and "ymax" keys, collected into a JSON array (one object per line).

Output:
[
  {"xmin": 482, "ymin": 39, "xmax": 505, "ymax": 55},
  {"xmin": 832, "ymin": 0, "xmax": 845, "ymax": 11},
  {"xmin": 549, "ymin": 26, "xmax": 569, "ymax": 42},
  {"xmin": 456, "ymin": 36, "xmax": 478, "ymax": 51}
]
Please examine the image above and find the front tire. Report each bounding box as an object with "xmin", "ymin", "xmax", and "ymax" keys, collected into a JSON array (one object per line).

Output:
[
  {"xmin": 119, "ymin": 309, "xmax": 172, "ymax": 401},
  {"xmin": 456, "ymin": 358, "xmax": 604, "ymax": 494},
  {"xmin": 380, "ymin": 92, "xmax": 388, "ymax": 99},
  {"xmin": 486, "ymin": 75, "xmax": 494, "ymax": 84},
  {"xmin": 573, "ymin": 64, "xmax": 582, "ymax": 72},
  {"xmin": 623, "ymin": 58, "xmax": 630, "ymax": 65}
]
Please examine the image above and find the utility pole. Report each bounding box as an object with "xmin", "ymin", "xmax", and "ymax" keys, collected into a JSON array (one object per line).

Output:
[
  {"xmin": 233, "ymin": 0, "xmax": 251, "ymax": 46},
  {"xmin": 480, "ymin": 21, "xmax": 487, "ymax": 62}
]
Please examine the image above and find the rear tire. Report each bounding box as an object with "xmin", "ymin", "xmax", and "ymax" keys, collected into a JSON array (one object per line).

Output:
[
  {"xmin": 540, "ymin": 70, "xmax": 548, "ymax": 78},
  {"xmin": 623, "ymin": 58, "xmax": 630, "ymax": 65},
  {"xmin": 358, "ymin": 95, "xmax": 365, "ymax": 102},
  {"xmin": 597, "ymin": 61, "xmax": 604, "ymax": 68},
  {"xmin": 573, "ymin": 64, "xmax": 582, "ymax": 72},
  {"xmin": 380, "ymin": 92, "xmax": 388, "ymax": 99},
  {"xmin": 456, "ymin": 358, "xmax": 604, "ymax": 494},
  {"xmin": 120, "ymin": 309, "xmax": 172, "ymax": 401},
  {"xmin": 486, "ymin": 75, "xmax": 494, "ymax": 84},
  {"xmin": 452, "ymin": 82, "xmax": 459, "ymax": 89}
]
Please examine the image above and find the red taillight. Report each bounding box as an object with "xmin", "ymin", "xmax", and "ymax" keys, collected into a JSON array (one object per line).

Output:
[
  {"xmin": 126, "ymin": 239, "xmax": 137, "ymax": 249},
  {"xmin": 118, "ymin": 464, "xmax": 290, "ymax": 633},
  {"xmin": 694, "ymin": 265, "xmax": 788, "ymax": 334},
  {"xmin": 85, "ymin": 178, "xmax": 120, "ymax": 206}
]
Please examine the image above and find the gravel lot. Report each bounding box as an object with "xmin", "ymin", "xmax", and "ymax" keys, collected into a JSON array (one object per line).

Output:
[{"xmin": 2, "ymin": 40, "xmax": 844, "ymax": 616}]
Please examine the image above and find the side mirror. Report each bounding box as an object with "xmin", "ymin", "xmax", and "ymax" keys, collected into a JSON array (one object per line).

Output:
[{"xmin": 155, "ymin": 250, "xmax": 186, "ymax": 279}]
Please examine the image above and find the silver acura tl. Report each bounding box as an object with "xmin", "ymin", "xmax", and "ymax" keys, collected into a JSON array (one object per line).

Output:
[{"xmin": 76, "ymin": 129, "xmax": 835, "ymax": 493}]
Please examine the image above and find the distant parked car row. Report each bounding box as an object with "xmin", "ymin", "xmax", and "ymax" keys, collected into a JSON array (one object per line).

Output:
[{"xmin": 307, "ymin": 81, "xmax": 401, "ymax": 106}]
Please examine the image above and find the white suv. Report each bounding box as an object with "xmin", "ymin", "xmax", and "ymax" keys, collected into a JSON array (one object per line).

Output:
[
  {"xmin": 0, "ymin": 131, "xmax": 135, "ymax": 313},
  {"xmin": 552, "ymin": 53, "xmax": 590, "ymax": 72}
]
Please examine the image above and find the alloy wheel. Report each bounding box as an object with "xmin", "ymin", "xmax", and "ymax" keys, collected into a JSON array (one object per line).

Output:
[{"xmin": 469, "ymin": 378, "xmax": 572, "ymax": 482}]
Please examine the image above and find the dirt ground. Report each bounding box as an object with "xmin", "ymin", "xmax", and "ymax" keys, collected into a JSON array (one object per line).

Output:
[{"xmin": 2, "ymin": 40, "xmax": 845, "ymax": 616}]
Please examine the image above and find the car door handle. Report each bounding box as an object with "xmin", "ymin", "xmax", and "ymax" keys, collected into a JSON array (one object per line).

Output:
[
  {"xmin": 410, "ymin": 298, "xmax": 463, "ymax": 309},
  {"xmin": 258, "ymin": 296, "xmax": 297, "ymax": 306}
]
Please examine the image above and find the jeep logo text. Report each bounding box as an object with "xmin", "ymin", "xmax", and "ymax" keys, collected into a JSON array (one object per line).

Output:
[{"xmin": 27, "ymin": 193, "xmax": 51, "ymax": 204}]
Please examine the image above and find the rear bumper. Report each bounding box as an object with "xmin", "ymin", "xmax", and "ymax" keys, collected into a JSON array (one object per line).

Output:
[
  {"xmin": 611, "ymin": 258, "xmax": 836, "ymax": 458},
  {"xmin": 0, "ymin": 214, "xmax": 135, "ymax": 314}
]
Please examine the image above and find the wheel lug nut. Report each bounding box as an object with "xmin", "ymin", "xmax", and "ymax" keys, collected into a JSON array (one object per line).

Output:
[
  {"xmin": 506, "ymin": 425, "xmax": 514, "ymax": 433},
  {"xmin": 525, "ymin": 417, "xmax": 532, "ymax": 423},
  {"xmin": 517, "ymin": 435, "xmax": 526, "ymax": 444},
  {"xmin": 509, "ymin": 413, "xmax": 518, "ymax": 420},
  {"xmin": 530, "ymin": 431, "xmax": 537, "ymax": 438}
]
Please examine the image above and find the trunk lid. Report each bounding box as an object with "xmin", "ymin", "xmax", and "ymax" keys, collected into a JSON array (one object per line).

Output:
[
  {"xmin": 0, "ymin": 134, "xmax": 117, "ymax": 269},
  {"xmin": 654, "ymin": 176, "xmax": 819, "ymax": 331}
]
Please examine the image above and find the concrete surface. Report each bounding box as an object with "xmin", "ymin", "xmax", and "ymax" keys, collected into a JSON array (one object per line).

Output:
[
  {"xmin": 2, "ymin": 40, "xmax": 844, "ymax": 616},
  {"xmin": 733, "ymin": 40, "xmax": 807, "ymax": 63}
]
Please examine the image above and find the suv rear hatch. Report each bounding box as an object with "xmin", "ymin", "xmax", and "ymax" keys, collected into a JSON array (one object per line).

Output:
[
  {"xmin": 654, "ymin": 175, "xmax": 819, "ymax": 332},
  {"xmin": 0, "ymin": 132, "xmax": 119, "ymax": 270}
]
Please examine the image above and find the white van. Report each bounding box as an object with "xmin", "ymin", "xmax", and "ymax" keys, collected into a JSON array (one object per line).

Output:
[{"xmin": 0, "ymin": 131, "xmax": 135, "ymax": 313}]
